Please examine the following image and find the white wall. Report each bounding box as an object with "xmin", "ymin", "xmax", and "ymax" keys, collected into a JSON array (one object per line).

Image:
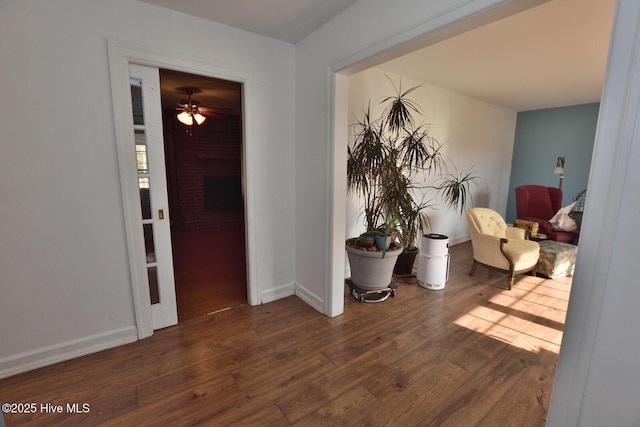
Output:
[
  {"xmin": 0, "ymin": 0, "xmax": 295, "ymax": 376},
  {"xmin": 346, "ymin": 69, "xmax": 517, "ymax": 245}
]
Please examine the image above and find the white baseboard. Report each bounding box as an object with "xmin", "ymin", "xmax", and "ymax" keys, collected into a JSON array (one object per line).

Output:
[
  {"xmin": 449, "ymin": 234, "xmax": 471, "ymax": 246},
  {"xmin": 0, "ymin": 326, "xmax": 138, "ymax": 379},
  {"xmin": 259, "ymin": 282, "xmax": 325, "ymax": 315},
  {"xmin": 261, "ymin": 282, "xmax": 295, "ymax": 304},
  {"xmin": 293, "ymin": 282, "xmax": 325, "ymax": 314},
  {"xmin": 449, "ymin": 233, "xmax": 471, "ymax": 246}
]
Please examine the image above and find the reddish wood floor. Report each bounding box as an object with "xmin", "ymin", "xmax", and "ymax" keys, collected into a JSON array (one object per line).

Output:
[{"xmin": 171, "ymin": 222, "xmax": 247, "ymax": 322}]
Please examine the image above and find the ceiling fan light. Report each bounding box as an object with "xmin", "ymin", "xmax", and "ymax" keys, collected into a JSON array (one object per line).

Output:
[
  {"xmin": 177, "ymin": 111, "xmax": 193, "ymax": 125},
  {"xmin": 194, "ymin": 113, "xmax": 206, "ymax": 125}
]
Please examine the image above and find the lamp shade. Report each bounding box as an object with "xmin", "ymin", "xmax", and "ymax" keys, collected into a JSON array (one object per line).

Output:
[
  {"xmin": 194, "ymin": 113, "xmax": 206, "ymax": 125},
  {"xmin": 554, "ymin": 156, "xmax": 565, "ymax": 175},
  {"xmin": 177, "ymin": 111, "xmax": 193, "ymax": 125}
]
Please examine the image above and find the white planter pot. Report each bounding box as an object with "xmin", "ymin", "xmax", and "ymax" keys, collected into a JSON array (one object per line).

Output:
[{"xmin": 346, "ymin": 240, "xmax": 403, "ymax": 291}]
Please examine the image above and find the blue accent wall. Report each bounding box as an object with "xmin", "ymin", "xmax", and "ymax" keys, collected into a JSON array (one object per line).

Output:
[{"xmin": 506, "ymin": 103, "xmax": 599, "ymax": 223}]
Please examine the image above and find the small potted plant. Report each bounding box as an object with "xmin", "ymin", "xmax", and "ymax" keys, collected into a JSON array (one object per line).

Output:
[{"xmin": 357, "ymin": 231, "xmax": 376, "ymax": 248}]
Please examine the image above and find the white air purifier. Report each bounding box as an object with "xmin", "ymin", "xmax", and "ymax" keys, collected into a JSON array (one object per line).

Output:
[{"xmin": 417, "ymin": 234, "xmax": 450, "ymax": 290}]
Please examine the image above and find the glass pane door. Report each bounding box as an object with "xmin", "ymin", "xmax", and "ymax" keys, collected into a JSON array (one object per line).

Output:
[{"xmin": 129, "ymin": 65, "xmax": 177, "ymax": 329}]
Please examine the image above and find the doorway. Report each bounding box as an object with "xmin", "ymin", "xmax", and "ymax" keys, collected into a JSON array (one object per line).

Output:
[{"xmin": 159, "ymin": 69, "xmax": 247, "ymax": 322}]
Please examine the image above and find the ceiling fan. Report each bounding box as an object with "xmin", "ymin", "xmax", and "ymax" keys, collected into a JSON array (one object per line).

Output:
[
  {"xmin": 173, "ymin": 86, "xmax": 239, "ymax": 136},
  {"xmin": 175, "ymin": 87, "xmax": 206, "ymax": 135}
]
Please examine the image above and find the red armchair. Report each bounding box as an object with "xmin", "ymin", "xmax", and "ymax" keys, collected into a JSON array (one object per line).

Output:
[{"xmin": 515, "ymin": 185, "xmax": 578, "ymax": 243}]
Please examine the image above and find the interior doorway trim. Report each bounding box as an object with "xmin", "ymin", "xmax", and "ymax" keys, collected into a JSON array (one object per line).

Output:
[{"xmin": 107, "ymin": 39, "xmax": 257, "ymax": 339}]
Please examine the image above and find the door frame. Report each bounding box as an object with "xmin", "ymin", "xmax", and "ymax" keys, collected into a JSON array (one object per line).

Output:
[{"xmin": 108, "ymin": 39, "xmax": 257, "ymax": 339}]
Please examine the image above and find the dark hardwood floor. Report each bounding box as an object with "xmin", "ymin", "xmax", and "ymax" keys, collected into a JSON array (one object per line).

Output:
[
  {"xmin": 172, "ymin": 222, "xmax": 248, "ymax": 322},
  {"xmin": 0, "ymin": 242, "xmax": 571, "ymax": 426}
]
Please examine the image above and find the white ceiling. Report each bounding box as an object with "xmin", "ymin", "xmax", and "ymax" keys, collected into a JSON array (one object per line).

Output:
[
  {"xmin": 380, "ymin": 0, "xmax": 616, "ymax": 111},
  {"xmin": 139, "ymin": 0, "xmax": 359, "ymax": 44},
  {"xmin": 140, "ymin": 0, "xmax": 616, "ymax": 112}
]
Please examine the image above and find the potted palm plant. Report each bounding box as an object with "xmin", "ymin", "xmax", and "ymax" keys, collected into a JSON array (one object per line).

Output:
[{"xmin": 347, "ymin": 76, "xmax": 477, "ymax": 285}]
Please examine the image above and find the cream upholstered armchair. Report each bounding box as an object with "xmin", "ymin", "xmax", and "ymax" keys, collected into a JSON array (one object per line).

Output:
[{"xmin": 465, "ymin": 208, "xmax": 540, "ymax": 290}]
